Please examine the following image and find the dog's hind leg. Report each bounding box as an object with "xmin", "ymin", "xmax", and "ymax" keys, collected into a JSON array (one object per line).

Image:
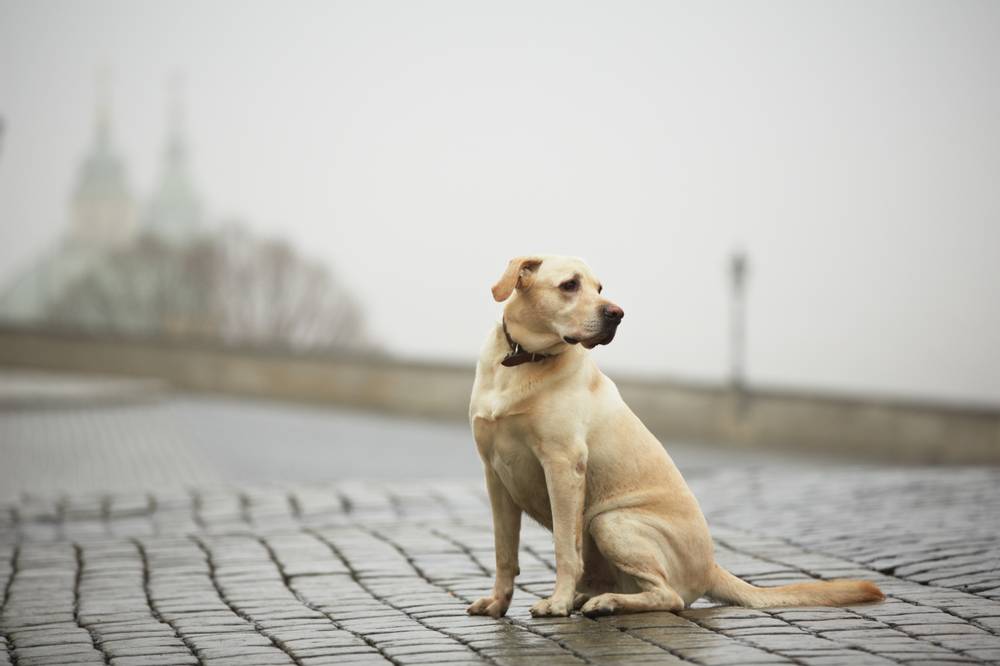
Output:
[
  {"xmin": 574, "ymin": 533, "xmax": 616, "ymax": 609},
  {"xmin": 580, "ymin": 511, "xmax": 685, "ymax": 616}
]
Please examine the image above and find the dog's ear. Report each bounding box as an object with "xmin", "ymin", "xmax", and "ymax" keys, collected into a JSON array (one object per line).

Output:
[{"xmin": 491, "ymin": 256, "xmax": 543, "ymax": 302}]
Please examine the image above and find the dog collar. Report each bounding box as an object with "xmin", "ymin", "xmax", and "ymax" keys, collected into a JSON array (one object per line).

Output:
[{"xmin": 501, "ymin": 319, "xmax": 552, "ymax": 367}]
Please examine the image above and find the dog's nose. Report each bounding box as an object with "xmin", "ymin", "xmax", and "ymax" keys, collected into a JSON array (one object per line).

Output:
[{"xmin": 603, "ymin": 304, "xmax": 624, "ymax": 322}]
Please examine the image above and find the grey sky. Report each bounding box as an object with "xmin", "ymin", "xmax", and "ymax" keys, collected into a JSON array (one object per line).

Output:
[{"xmin": 1, "ymin": 0, "xmax": 998, "ymax": 405}]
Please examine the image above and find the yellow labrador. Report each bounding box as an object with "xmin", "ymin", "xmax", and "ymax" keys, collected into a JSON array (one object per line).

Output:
[{"xmin": 467, "ymin": 255, "xmax": 883, "ymax": 618}]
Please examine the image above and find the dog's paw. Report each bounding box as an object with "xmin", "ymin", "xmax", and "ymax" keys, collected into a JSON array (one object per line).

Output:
[
  {"xmin": 572, "ymin": 592, "xmax": 591, "ymax": 610},
  {"xmin": 467, "ymin": 595, "xmax": 511, "ymax": 618},
  {"xmin": 529, "ymin": 596, "xmax": 572, "ymax": 617},
  {"xmin": 580, "ymin": 594, "xmax": 621, "ymax": 617}
]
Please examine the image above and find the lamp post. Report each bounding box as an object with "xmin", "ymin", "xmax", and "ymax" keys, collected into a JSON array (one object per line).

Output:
[{"xmin": 729, "ymin": 249, "xmax": 749, "ymax": 396}]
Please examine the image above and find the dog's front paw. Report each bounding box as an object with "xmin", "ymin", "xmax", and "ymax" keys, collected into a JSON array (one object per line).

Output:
[
  {"xmin": 529, "ymin": 596, "xmax": 572, "ymax": 617},
  {"xmin": 467, "ymin": 594, "xmax": 511, "ymax": 618}
]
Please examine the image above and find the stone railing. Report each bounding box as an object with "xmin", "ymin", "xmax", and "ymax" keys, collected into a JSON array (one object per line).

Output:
[{"xmin": 0, "ymin": 324, "xmax": 996, "ymax": 463}]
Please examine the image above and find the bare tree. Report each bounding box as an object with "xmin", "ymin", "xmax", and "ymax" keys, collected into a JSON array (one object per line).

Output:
[
  {"xmin": 46, "ymin": 225, "xmax": 368, "ymax": 351},
  {"xmin": 209, "ymin": 224, "xmax": 366, "ymax": 349}
]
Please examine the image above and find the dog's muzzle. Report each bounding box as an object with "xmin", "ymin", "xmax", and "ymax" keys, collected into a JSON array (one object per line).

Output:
[{"xmin": 565, "ymin": 304, "xmax": 624, "ymax": 349}]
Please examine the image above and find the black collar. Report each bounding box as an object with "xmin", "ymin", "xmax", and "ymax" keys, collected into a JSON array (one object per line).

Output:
[{"xmin": 501, "ymin": 319, "xmax": 552, "ymax": 367}]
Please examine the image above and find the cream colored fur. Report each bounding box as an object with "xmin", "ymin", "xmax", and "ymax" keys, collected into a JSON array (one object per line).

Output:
[{"xmin": 467, "ymin": 255, "xmax": 884, "ymax": 618}]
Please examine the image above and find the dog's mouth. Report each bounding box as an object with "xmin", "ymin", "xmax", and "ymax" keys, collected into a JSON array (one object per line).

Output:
[{"xmin": 564, "ymin": 327, "xmax": 618, "ymax": 349}]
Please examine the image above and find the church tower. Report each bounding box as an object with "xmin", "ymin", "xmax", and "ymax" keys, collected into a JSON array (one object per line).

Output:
[
  {"xmin": 68, "ymin": 71, "xmax": 137, "ymax": 247},
  {"xmin": 144, "ymin": 74, "xmax": 203, "ymax": 244}
]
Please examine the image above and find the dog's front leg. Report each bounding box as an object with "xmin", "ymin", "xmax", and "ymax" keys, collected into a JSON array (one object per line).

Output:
[
  {"xmin": 467, "ymin": 466, "xmax": 522, "ymax": 618},
  {"xmin": 531, "ymin": 443, "xmax": 587, "ymax": 617}
]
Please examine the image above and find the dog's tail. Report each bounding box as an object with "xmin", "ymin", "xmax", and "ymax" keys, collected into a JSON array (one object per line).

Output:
[{"xmin": 705, "ymin": 564, "xmax": 884, "ymax": 608}]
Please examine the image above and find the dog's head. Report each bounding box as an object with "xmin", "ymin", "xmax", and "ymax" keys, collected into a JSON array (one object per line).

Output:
[{"xmin": 492, "ymin": 255, "xmax": 624, "ymax": 350}]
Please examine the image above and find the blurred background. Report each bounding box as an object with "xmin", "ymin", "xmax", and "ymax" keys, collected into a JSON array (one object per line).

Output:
[{"xmin": 1, "ymin": 0, "xmax": 998, "ymax": 497}]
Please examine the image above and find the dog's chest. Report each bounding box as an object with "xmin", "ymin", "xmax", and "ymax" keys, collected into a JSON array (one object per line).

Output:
[{"xmin": 472, "ymin": 415, "xmax": 552, "ymax": 526}]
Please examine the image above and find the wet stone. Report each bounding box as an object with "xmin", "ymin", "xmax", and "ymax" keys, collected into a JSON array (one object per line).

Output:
[{"xmin": 0, "ymin": 471, "xmax": 997, "ymax": 665}]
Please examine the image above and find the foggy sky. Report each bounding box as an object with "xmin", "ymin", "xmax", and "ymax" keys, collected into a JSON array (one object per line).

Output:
[{"xmin": 1, "ymin": 0, "xmax": 998, "ymax": 405}]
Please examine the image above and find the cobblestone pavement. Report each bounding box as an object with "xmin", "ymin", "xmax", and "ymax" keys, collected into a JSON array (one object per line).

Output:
[
  {"xmin": 2, "ymin": 469, "xmax": 999, "ymax": 665},
  {"xmin": 1, "ymin": 385, "xmax": 999, "ymax": 664},
  {"xmin": 0, "ymin": 389, "xmax": 770, "ymax": 500}
]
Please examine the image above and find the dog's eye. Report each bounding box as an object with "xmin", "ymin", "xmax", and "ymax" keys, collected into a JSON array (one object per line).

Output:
[
  {"xmin": 560, "ymin": 279, "xmax": 579, "ymax": 293},
  {"xmin": 597, "ymin": 284, "xmax": 603, "ymax": 294}
]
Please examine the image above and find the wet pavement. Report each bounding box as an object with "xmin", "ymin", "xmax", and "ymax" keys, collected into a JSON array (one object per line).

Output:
[{"xmin": 1, "ymin": 371, "xmax": 998, "ymax": 665}]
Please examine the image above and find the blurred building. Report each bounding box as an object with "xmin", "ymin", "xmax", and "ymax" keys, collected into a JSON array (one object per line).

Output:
[
  {"xmin": 0, "ymin": 76, "xmax": 202, "ymax": 323},
  {"xmin": 0, "ymin": 74, "xmax": 366, "ymax": 351}
]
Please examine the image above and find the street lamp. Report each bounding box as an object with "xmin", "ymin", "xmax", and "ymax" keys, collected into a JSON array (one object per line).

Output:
[{"xmin": 729, "ymin": 249, "xmax": 749, "ymax": 395}]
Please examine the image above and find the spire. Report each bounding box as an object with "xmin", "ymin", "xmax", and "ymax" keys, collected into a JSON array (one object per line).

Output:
[
  {"xmin": 94, "ymin": 67, "xmax": 112, "ymax": 151},
  {"xmin": 144, "ymin": 71, "xmax": 203, "ymax": 244},
  {"xmin": 166, "ymin": 72, "xmax": 187, "ymax": 166},
  {"xmin": 69, "ymin": 67, "xmax": 136, "ymax": 247}
]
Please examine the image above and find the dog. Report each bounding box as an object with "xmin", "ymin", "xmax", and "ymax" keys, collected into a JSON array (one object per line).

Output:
[{"xmin": 467, "ymin": 255, "xmax": 884, "ymax": 618}]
